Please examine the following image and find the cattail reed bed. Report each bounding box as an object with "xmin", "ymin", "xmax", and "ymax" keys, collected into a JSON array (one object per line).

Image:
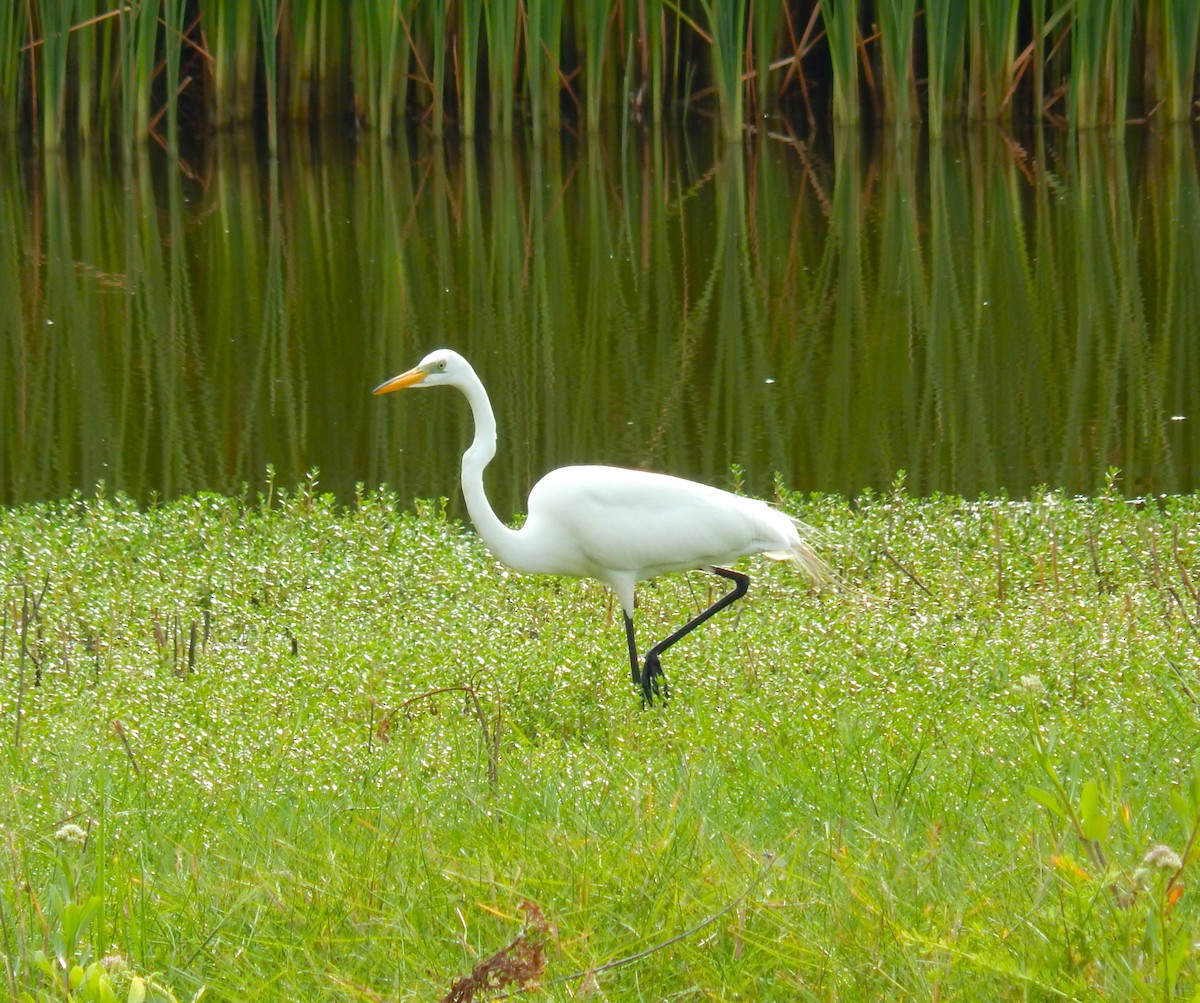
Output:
[{"xmin": 2, "ymin": 1, "xmax": 1197, "ymax": 148}]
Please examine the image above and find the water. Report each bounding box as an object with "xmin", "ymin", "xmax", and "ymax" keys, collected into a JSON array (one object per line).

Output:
[{"xmin": 2, "ymin": 125, "xmax": 1198, "ymax": 514}]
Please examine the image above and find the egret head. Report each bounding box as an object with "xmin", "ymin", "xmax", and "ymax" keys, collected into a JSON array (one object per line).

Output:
[{"xmin": 372, "ymin": 349, "xmax": 468, "ymax": 395}]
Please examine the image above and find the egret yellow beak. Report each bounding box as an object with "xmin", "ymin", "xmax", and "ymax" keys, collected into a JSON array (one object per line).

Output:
[{"xmin": 372, "ymin": 367, "xmax": 427, "ymax": 395}]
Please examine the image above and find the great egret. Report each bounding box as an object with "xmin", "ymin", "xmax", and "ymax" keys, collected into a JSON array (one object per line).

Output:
[{"xmin": 373, "ymin": 349, "xmax": 826, "ymax": 704}]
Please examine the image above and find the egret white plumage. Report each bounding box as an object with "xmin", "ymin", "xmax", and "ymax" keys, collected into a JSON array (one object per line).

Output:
[{"xmin": 373, "ymin": 349, "xmax": 826, "ymax": 704}]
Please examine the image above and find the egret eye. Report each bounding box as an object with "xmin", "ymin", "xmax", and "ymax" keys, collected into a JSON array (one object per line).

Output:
[{"xmin": 437, "ymin": 360, "xmax": 447, "ymax": 370}]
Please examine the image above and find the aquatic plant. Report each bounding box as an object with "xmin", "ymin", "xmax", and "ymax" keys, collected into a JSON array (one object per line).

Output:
[{"xmin": 2, "ymin": 2, "xmax": 1198, "ymax": 143}]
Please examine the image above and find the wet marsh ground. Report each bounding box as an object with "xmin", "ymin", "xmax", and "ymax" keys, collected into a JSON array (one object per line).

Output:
[{"xmin": 2, "ymin": 478, "xmax": 1200, "ymax": 999}]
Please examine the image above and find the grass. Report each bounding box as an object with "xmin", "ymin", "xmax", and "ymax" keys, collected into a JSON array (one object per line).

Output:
[
  {"xmin": 2, "ymin": 476, "xmax": 1200, "ymax": 999},
  {"xmin": 4, "ymin": 3, "xmax": 1200, "ymax": 143}
]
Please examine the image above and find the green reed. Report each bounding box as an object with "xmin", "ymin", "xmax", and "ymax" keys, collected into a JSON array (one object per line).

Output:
[
  {"xmin": 699, "ymin": 0, "xmax": 748, "ymax": 138},
  {"xmin": 1068, "ymin": 0, "xmax": 1134, "ymax": 133},
  {"xmin": 923, "ymin": 0, "xmax": 966, "ymax": 134},
  {"xmin": 750, "ymin": 0, "xmax": 784, "ymax": 122},
  {"xmin": 1146, "ymin": 0, "xmax": 1200, "ymax": 125},
  {"xmin": 120, "ymin": 0, "xmax": 161, "ymax": 143},
  {"xmin": 72, "ymin": 2, "xmax": 101, "ymax": 141},
  {"xmin": 350, "ymin": 0, "xmax": 410, "ymax": 139},
  {"xmin": 581, "ymin": 1, "xmax": 615, "ymax": 133},
  {"xmin": 526, "ymin": 0, "xmax": 565, "ymax": 135},
  {"xmin": 255, "ymin": 0, "xmax": 281, "ymax": 151},
  {"xmin": 876, "ymin": 0, "xmax": 918, "ymax": 125},
  {"xmin": 0, "ymin": 0, "xmax": 18, "ymax": 133},
  {"xmin": 35, "ymin": 0, "xmax": 72, "ymax": 148},
  {"xmin": 484, "ymin": 0, "xmax": 519, "ymax": 135},
  {"xmin": 822, "ymin": 1, "xmax": 862, "ymax": 126},
  {"xmin": 457, "ymin": 0, "xmax": 482, "ymax": 137},
  {"xmin": 203, "ymin": 1, "xmax": 257, "ymax": 128},
  {"xmin": 966, "ymin": 0, "xmax": 1019, "ymax": 121},
  {"xmin": 5, "ymin": 3, "xmax": 1200, "ymax": 142},
  {"xmin": 427, "ymin": 0, "xmax": 450, "ymax": 137}
]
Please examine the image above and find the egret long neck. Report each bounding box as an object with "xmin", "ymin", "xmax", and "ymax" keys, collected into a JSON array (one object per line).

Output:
[{"xmin": 458, "ymin": 369, "xmax": 524, "ymax": 566}]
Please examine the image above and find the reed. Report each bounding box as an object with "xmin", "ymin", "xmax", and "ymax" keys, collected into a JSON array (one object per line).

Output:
[
  {"xmin": 967, "ymin": 0, "xmax": 1019, "ymax": 120},
  {"xmin": 876, "ymin": 0, "xmax": 919, "ymax": 125},
  {"xmin": 457, "ymin": 0, "xmax": 482, "ymax": 136},
  {"xmin": 751, "ymin": 0, "xmax": 785, "ymax": 122},
  {"xmin": 1068, "ymin": 0, "xmax": 1134, "ymax": 132},
  {"xmin": 36, "ymin": 0, "xmax": 73, "ymax": 148},
  {"xmin": 581, "ymin": 0, "xmax": 616, "ymax": 132},
  {"xmin": 202, "ymin": 1, "xmax": 258, "ymax": 128},
  {"xmin": 698, "ymin": 0, "xmax": 748, "ymax": 138},
  {"xmin": 484, "ymin": 0, "xmax": 519, "ymax": 135},
  {"xmin": 73, "ymin": 1, "xmax": 100, "ymax": 140},
  {"xmin": 161, "ymin": 0, "xmax": 189, "ymax": 150},
  {"xmin": 822, "ymin": 2, "xmax": 861, "ymax": 126},
  {"xmin": 526, "ymin": 0, "xmax": 565, "ymax": 135},
  {"xmin": 0, "ymin": 0, "xmax": 18, "ymax": 132},
  {"xmin": 350, "ymin": 0, "xmax": 410, "ymax": 139},
  {"xmin": 1145, "ymin": 0, "xmax": 1200, "ymax": 124},
  {"xmin": 415, "ymin": 0, "xmax": 449, "ymax": 137},
  {"xmin": 5, "ymin": 2, "xmax": 1200, "ymax": 141},
  {"xmin": 282, "ymin": 0, "xmax": 317, "ymax": 121},
  {"xmin": 923, "ymin": 0, "xmax": 966, "ymax": 134},
  {"xmin": 255, "ymin": 0, "xmax": 281, "ymax": 151}
]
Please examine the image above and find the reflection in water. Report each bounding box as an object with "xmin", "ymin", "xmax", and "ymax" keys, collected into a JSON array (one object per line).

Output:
[{"xmin": 1, "ymin": 128, "xmax": 1198, "ymax": 512}]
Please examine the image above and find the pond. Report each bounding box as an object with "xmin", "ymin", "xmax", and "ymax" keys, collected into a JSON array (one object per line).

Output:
[{"xmin": 2, "ymin": 124, "xmax": 1198, "ymax": 514}]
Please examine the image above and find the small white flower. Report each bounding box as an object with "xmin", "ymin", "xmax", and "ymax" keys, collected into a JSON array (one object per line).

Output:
[
  {"xmin": 54, "ymin": 823, "xmax": 87, "ymax": 845},
  {"xmin": 1011, "ymin": 674, "xmax": 1045, "ymax": 698},
  {"xmin": 1142, "ymin": 844, "xmax": 1183, "ymax": 872},
  {"xmin": 1133, "ymin": 844, "xmax": 1184, "ymax": 892}
]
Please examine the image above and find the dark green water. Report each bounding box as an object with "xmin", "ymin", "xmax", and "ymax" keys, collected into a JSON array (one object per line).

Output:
[{"xmin": 2, "ymin": 126, "xmax": 1198, "ymax": 514}]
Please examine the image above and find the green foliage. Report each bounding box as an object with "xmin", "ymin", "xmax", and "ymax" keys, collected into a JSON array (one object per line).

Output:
[
  {"xmin": 1, "ymin": 484, "xmax": 1200, "ymax": 996},
  {"xmin": 15, "ymin": 822, "xmax": 177, "ymax": 1002},
  {"xmin": 924, "ymin": 0, "xmax": 967, "ymax": 133},
  {"xmin": 822, "ymin": 0, "xmax": 861, "ymax": 126},
  {"xmin": 1020, "ymin": 676, "xmax": 1200, "ymax": 998},
  {"xmin": 3, "ymin": 3, "xmax": 1200, "ymax": 142}
]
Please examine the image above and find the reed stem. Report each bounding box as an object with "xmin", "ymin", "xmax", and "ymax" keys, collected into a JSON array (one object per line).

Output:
[{"xmin": 3, "ymin": 2, "xmax": 1199, "ymax": 141}]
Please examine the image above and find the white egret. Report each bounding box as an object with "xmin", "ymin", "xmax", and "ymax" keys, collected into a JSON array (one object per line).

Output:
[{"xmin": 373, "ymin": 349, "xmax": 825, "ymax": 704}]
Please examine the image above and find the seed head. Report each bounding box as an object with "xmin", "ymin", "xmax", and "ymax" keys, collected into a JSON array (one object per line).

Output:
[
  {"xmin": 1142, "ymin": 844, "xmax": 1182, "ymax": 872},
  {"xmin": 1011, "ymin": 674, "xmax": 1045, "ymax": 698},
  {"xmin": 54, "ymin": 823, "xmax": 87, "ymax": 846}
]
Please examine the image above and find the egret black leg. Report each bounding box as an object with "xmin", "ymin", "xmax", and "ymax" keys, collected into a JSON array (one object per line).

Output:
[
  {"xmin": 637, "ymin": 566, "xmax": 750, "ymax": 705},
  {"xmin": 623, "ymin": 613, "xmax": 640, "ymax": 687}
]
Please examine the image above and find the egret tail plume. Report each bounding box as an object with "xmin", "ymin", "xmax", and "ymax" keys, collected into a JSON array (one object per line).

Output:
[{"xmin": 763, "ymin": 521, "xmax": 830, "ymax": 584}]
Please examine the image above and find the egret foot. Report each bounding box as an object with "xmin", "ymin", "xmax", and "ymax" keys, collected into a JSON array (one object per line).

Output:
[{"xmin": 639, "ymin": 651, "xmax": 669, "ymax": 706}]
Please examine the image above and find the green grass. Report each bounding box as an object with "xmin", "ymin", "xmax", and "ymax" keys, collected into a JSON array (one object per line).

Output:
[
  {"xmin": 4, "ymin": 3, "xmax": 1200, "ymax": 143},
  {"xmin": 2, "ymin": 476, "xmax": 1200, "ymax": 999}
]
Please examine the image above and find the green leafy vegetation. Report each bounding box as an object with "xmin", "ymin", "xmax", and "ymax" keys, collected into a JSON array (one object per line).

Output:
[{"xmin": 2, "ymin": 475, "xmax": 1200, "ymax": 998}]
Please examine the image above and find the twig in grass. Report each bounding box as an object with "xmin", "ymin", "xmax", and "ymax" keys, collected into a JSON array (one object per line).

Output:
[
  {"xmin": 993, "ymin": 508, "xmax": 1005, "ymax": 602},
  {"xmin": 391, "ymin": 683, "xmax": 500, "ymax": 788},
  {"xmin": 1165, "ymin": 588, "xmax": 1200, "ymax": 644},
  {"xmin": 881, "ymin": 546, "xmax": 932, "ymax": 598},
  {"xmin": 187, "ymin": 620, "xmax": 198, "ymax": 676},
  {"xmin": 1162, "ymin": 655, "xmax": 1199, "ymax": 710},
  {"xmin": 1173, "ymin": 523, "xmax": 1198, "ymax": 617},
  {"xmin": 112, "ymin": 720, "xmax": 141, "ymax": 777},
  {"xmin": 14, "ymin": 575, "xmax": 50, "ymax": 752},
  {"xmin": 1086, "ymin": 526, "xmax": 1110, "ymax": 593},
  {"xmin": 522, "ymin": 852, "xmax": 780, "ymax": 996}
]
